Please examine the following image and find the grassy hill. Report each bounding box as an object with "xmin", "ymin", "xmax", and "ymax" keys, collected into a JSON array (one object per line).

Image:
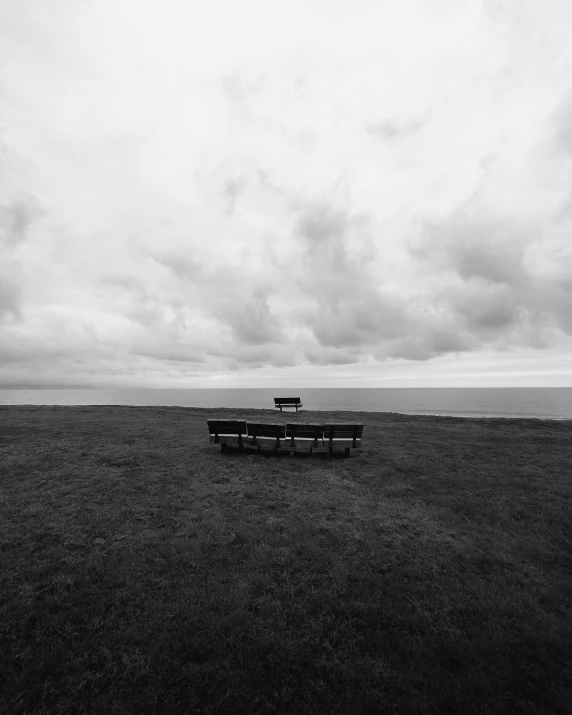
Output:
[{"xmin": 1, "ymin": 405, "xmax": 571, "ymax": 714}]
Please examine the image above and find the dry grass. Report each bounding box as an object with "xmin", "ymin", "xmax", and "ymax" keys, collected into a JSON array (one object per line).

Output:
[{"xmin": 1, "ymin": 405, "xmax": 571, "ymax": 714}]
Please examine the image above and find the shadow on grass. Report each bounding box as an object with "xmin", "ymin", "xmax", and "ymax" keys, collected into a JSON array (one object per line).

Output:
[{"xmin": 213, "ymin": 448, "xmax": 358, "ymax": 461}]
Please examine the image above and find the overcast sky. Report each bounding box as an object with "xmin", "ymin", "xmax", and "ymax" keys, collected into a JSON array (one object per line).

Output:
[{"xmin": 1, "ymin": 0, "xmax": 572, "ymax": 388}]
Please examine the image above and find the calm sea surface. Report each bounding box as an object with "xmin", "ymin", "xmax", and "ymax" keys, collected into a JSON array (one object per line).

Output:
[{"xmin": 1, "ymin": 388, "xmax": 571, "ymax": 420}]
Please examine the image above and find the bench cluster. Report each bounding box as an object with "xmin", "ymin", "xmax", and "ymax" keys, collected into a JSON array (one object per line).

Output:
[{"xmin": 207, "ymin": 421, "xmax": 364, "ymax": 457}]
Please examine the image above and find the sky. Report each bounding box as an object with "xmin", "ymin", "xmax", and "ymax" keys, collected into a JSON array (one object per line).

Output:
[{"xmin": 1, "ymin": 0, "xmax": 572, "ymax": 389}]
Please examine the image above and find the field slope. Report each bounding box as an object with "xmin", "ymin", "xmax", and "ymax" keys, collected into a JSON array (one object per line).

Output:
[{"xmin": 1, "ymin": 405, "xmax": 571, "ymax": 714}]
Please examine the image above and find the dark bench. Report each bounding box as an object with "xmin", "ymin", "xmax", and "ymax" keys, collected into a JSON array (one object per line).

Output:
[
  {"xmin": 285, "ymin": 423, "xmax": 324, "ymax": 453},
  {"xmin": 246, "ymin": 423, "xmax": 286, "ymax": 451},
  {"xmin": 207, "ymin": 420, "xmax": 247, "ymax": 453},
  {"xmin": 207, "ymin": 421, "xmax": 364, "ymax": 457},
  {"xmin": 274, "ymin": 397, "xmax": 303, "ymax": 412},
  {"xmin": 324, "ymin": 424, "xmax": 364, "ymax": 457}
]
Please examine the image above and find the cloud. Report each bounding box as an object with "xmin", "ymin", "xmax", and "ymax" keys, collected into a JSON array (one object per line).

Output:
[
  {"xmin": 1, "ymin": 0, "xmax": 572, "ymax": 387},
  {"xmin": 0, "ymin": 275, "xmax": 23, "ymax": 322},
  {"xmin": 551, "ymin": 93, "xmax": 572, "ymax": 217},
  {"xmin": 216, "ymin": 288, "xmax": 283, "ymax": 346},
  {"xmin": 292, "ymin": 200, "xmax": 373, "ymax": 287},
  {"xmin": 409, "ymin": 205, "xmax": 572, "ymax": 349},
  {"xmin": 220, "ymin": 71, "xmax": 261, "ymax": 122},
  {"xmin": 147, "ymin": 247, "xmax": 285, "ymax": 347},
  {"xmin": 309, "ymin": 295, "xmax": 411, "ymax": 348},
  {"xmin": 0, "ymin": 194, "xmax": 45, "ymax": 247},
  {"xmin": 386, "ymin": 330, "xmax": 476, "ymax": 362},
  {"xmin": 207, "ymin": 342, "xmax": 298, "ymax": 369},
  {"xmin": 130, "ymin": 342, "xmax": 204, "ymax": 364},
  {"xmin": 366, "ymin": 118, "xmax": 425, "ymax": 141},
  {"xmin": 222, "ymin": 176, "xmax": 246, "ymax": 215},
  {"xmin": 0, "ymin": 194, "xmax": 46, "ymax": 323},
  {"xmin": 452, "ymin": 242, "xmax": 525, "ymax": 286},
  {"xmin": 0, "ymin": 341, "xmax": 69, "ymax": 367},
  {"xmin": 149, "ymin": 253, "xmax": 203, "ymax": 283},
  {"xmin": 442, "ymin": 282, "xmax": 520, "ymax": 333},
  {"xmin": 302, "ymin": 347, "xmax": 361, "ymax": 366},
  {"xmin": 552, "ymin": 93, "xmax": 572, "ymax": 157},
  {"xmin": 290, "ymin": 200, "xmax": 413, "ymax": 348}
]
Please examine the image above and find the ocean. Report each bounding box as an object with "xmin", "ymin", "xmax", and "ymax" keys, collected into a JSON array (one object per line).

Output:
[{"xmin": 1, "ymin": 387, "xmax": 571, "ymax": 420}]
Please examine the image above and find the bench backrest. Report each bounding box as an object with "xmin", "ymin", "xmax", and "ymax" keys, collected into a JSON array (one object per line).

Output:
[
  {"xmin": 274, "ymin": 397, "xmax": 302, "ymax": 405},
  {"xmin": 323, "ymin": 424, "xmax": 364, "ymax": 440},
  {"xmin": 207, "ymin": 420, "xmax": 248, "ymax": 436},
  {"xmin": 247, "ymin": 423, "xmax": 287, "ymax": 439},
  {"xmin": 286, "ymin": 423, "xmax": 324, "ymax": 441}
]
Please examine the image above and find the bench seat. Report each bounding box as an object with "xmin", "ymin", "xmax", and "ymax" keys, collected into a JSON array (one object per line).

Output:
[
  {"xmin": 323, "ymin": 424, "xmax": 364, "ymax": 455},
  {"xmin": 245, "ymin": 435, "xmax": 285, "ymax": 447},
  {"xmin": 324, "ymin": 438, "xmax": 362, "ymax": 449},
  {"xmin": 285, "ymin": 423, "xmax": 324, "ymax": 450},
  {"xmin": 245, "ymin": 423, "xmax": 286, "ymax": 450},
  {"xmin": 209, "ymin": 434, "xmax": 244, "ymax": 446},
  {"xmin": 285, "ymin": 437, "xmax": 324, "ymax": 449},
  {"xmin": 207, "ymin": 420, "xmax": 248, "ymax": 452}
]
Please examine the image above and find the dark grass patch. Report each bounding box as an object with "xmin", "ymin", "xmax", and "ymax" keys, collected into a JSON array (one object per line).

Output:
[{"xmin": 0, "ymin": 405, "xmax": 571, "ymax": 714}]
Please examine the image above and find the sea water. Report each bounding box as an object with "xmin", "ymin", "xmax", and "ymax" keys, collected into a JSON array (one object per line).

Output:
[{"xmin": 1, "ymin": 387, "xmax": 571, "ymax": 420}]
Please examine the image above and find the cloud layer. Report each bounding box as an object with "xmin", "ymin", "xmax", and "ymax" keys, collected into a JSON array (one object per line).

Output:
[{"xmin": 1, "ymin": 0, "xmax": 572, "ymax": 387}]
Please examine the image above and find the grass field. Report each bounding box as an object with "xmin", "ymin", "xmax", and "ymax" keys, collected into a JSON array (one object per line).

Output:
[{"xmin": 1, "ymin": 405, "xmax": 571, "ymax": 714}]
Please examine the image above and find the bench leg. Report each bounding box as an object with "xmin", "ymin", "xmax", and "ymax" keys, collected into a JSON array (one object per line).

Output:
[
  {"xmin": 344, "ymin": 447, "xmax": 350, "ymax": 458},
  {"xmin": 329, "ymin": 442, "xmax": 333, "ymax": 457},
  {"xmin": 221, "ymin": 443, "xmax": 228, "ymax": 454}
]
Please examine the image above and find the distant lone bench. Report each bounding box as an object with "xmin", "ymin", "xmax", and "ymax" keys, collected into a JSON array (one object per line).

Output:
[{"xmin": 274, "ymin": 397, "xmax": 303, "ymax": 412}]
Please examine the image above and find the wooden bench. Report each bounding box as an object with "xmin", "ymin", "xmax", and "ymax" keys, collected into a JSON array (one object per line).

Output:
[
  {"xmin": 323, "ymin": 424, "xmax": 364, "ymax": 457},
  {"xmin": 207, "ymin": 421, "xmax": 364, "ymax": 457},
  {"xmin": 285, "ymin": 423, "xmax": 324, "ymax": 453},
  {"xmin": 245, "ymin": 423, "xmax": 286, "ymax": 451},
  {"xmin": 207, "ymin": 420, "xmax": 247, "ymax": 453},
  {"xmin": 274, "ymin": 397, "xmax": 303, "ymax": 412}
]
